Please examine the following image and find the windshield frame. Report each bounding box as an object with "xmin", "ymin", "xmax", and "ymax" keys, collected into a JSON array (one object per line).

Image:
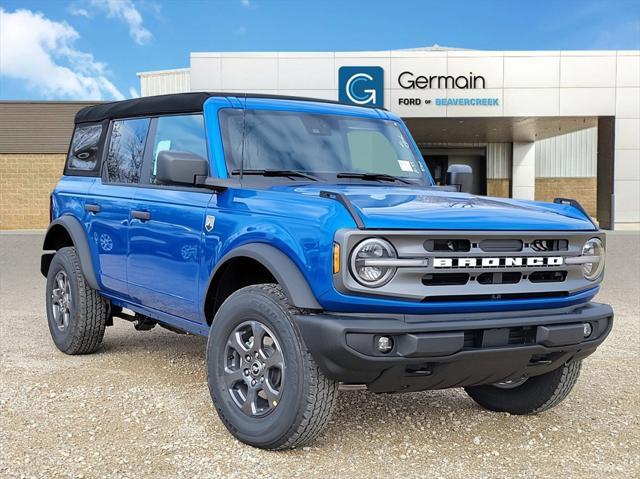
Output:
[{"xmin": 217, "ymin": 106, "xmax": 434, "ymax": 187}]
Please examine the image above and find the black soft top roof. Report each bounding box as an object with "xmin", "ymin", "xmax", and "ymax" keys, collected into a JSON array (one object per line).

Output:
[
  {"xmin": 74, "ymin": 92, "xmax": 355, "ymax": 124},
  {"xmin": 75, "ymin": 92, "xmax": 212, "ymax": 124}
]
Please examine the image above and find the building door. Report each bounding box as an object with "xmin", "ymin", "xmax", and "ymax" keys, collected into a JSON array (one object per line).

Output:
[
  {"xmin": 423, "ymin": 155, "xmax": 448, "ymax": 186},
  {"xmin": 422, "ymin": 147, "xmax": 487, "ymax": 195}
]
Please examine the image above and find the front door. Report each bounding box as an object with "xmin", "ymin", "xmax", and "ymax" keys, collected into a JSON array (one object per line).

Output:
[{"xmin": 126, "ymin": 114, "xmax": 212, "ymax": 322}]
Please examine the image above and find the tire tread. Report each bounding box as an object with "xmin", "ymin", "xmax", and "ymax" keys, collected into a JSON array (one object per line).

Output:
[
  {"xmin": 48, "ymin": 247, "xmax": 107, "ymax": 354},
  {"xmin": 243, "ymin": 284, "xmax": 338, "ymax": 450},
  {"xmin": 209, "ymin": 284, "xmax": 338, "ymax": 450},
  {"xmin": 465, "ymin": 360, "xmax": 582, "ymax": 415}
]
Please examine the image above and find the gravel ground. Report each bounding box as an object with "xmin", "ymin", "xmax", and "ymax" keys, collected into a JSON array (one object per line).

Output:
[{"xmin": 1, "ymin": 232, "xmax": 638, "ymax": 479}]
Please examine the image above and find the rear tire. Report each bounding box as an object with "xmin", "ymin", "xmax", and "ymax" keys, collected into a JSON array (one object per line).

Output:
[
  {"xmin": 45, "ymin": 247, "xmax": 108, "ymax": 354},
  {"xmin": 464, "ymin": 361, "xmax": 582, "ymax": 415},
  {"xmin": 206, "ymin": 284, "xmax": 338, "ymax": 450}
]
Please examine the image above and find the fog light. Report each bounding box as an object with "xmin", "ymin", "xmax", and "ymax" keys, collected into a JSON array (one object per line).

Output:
[
  {"xmin": 583, "ymin": 323, "xmax": 593, "ymax": 338},
  {"xmin": 377, "ymin": 336, "xmax": 393, "ymax": 353}
]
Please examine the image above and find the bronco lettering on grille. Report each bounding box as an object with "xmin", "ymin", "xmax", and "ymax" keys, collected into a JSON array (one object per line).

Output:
[{"xmin": 433, "ymin": 257, "xmax": 564, "ymax": 268}]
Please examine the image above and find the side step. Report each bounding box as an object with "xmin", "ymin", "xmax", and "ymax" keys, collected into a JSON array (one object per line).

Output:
[{"xmin": 110, "ymin": 307, "xmax": 186, "ymax": 334}]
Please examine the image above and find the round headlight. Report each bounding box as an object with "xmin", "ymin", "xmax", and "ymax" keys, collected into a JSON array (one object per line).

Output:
[
  {"xmin": 350, "ymin": 238, "xmax": 397, "ymax": 287},
  {"xmin": 581, "ymin": 237, "xmax": 605, "ymax": 281}
]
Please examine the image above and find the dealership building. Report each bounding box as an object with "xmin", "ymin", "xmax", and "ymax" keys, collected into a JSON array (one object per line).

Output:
[
  {"xmin": 0, "ymin": 46, "xmax": 638, "ymax": 230},
  {"xmin": 138, "ymin": 46, "xmax": 640, "ymax": 230}
]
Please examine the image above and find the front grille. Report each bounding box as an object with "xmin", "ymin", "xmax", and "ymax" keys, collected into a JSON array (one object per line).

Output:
[
  {"xmin": 338, "ymin": 230, "xmax": 601, "ymax": 302},
  {"xmin": 422, "ymin": 291, "xmax": 569, "ymax": 302},
  {"xmin": 529, "ymin": 270, "xmax": 568, "ymax": 283},
  {"xmin": 476, "ymin": 272, "xmax": 522, "ymax": 285},
  {"xmin": 423, "ymin": 239, "xmax": 470, "ymax": 252},
  {"xmin": 531, "ymin": 239, "xmax": 569, "ymax": 252},
  {"xmin": 479, "ymin": 239, "xmax": 523, "ymax": 252},
  {"xmin": 422, "ymin": 273, "xmax": 469, "ymax": 286},
  {"xmin": 462, "ymin": 326, "xmax": 537, "ymax": 349},
  {"xmin": 508, "ymin": 326, "xmax": 537, "ymax": 345}
]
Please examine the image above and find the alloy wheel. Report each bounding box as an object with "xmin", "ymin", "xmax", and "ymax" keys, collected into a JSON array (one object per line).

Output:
[
  {"xmin": 224, "ymin": 320, "xmax": 285, "ymax": 417},
  {"xmin": 51, "ymin": 270, "xmax": 72, "ymax": 332}
]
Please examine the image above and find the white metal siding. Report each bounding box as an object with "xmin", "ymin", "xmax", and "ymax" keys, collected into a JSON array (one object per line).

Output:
[
  {"xmin": 487, "ymin": 143, "xmax": 511, "ymax": 179},
  {"xmin": 536, "ymin": 127, "xmax": 597, "ymax": 178},
  {"xmin": 138, "ymin": 69, "xmax": 191, "ymax": 97}
]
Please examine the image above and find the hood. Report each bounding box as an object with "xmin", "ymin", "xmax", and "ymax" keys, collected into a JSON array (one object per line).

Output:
[{"xmin": 279, "ymin": 184, "xmax": 596, "ymax": 231}]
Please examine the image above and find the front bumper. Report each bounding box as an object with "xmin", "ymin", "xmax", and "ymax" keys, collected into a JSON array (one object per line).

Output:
[{"xmin": 295, "ymin": 302, "xmax": 613, "ymax": 393}]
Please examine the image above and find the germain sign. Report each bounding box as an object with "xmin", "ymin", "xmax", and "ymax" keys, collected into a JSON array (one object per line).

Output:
[
  {"xmin": 338, "ymin": 66, "xmax": 499, "ymax": 108},
  {"xmin": 338, "ymin": 66, "xmax": 384, "ymax": 108},
  {"xmin": 398, "ymin": 71, "xmax": 486, "ymax": 89},
  {"xmin": 395, "ymin": 70, "xmax": 499, "ymax": 108}
]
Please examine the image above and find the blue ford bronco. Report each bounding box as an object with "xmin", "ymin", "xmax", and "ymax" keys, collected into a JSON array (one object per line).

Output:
[{"xmin": 42, "ymin": 93, "xmax": 613, "ymax": 449}]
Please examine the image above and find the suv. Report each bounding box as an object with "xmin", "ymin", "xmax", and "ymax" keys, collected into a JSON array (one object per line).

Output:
[{"xmin": 42, "ymin": 93, "xmax": 613, "ymax": 450}]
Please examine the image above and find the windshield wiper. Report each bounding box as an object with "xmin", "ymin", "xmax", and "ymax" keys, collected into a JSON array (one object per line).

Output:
[
  {"xmin": 231, "ymin": 169, "xmax": 319, "ymax": 181},
  {"xmin": 336, "ymin": 172, "xmax": 411, "ymax": 184}
]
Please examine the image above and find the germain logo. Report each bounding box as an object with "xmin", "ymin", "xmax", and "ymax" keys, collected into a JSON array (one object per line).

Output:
[
  {"xmin": 398, "ymin": 71, "xmax": 486, "ymax": 89},
  {"xmin": 433, "ymin": 257, "xmax": 564, "ymax": 268},
  {"xmin": 339, "ymin": 66, "xmax": 384, "ymax": 108}
]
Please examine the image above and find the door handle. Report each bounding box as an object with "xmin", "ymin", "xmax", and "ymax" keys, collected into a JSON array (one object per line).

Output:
[
  {"xmin": 84, "ymin": 203, "xmax": 101, "ymax": 213},
  {"xmin": 131, "ymin": 210, "xmax": 151, "ymax": 221}
]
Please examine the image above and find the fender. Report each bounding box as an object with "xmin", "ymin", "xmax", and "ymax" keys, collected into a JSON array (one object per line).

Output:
[
  {"xmin": 42, "ymin": 216, "xmax": 99, "ymax": 290},
  {"xmin": 205, "ymin": 243, "xmax": 322, "ymax": 315}
]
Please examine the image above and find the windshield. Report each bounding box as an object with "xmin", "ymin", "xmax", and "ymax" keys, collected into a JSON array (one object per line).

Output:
[{"xmin": 219, "ymin": 109, "xmax": 431, "ymax": 184}]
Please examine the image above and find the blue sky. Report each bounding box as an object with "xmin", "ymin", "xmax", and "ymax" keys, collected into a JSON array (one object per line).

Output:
[{"xmin": 1, "ymin": 0, "xmax": 639, "ymax": 101}]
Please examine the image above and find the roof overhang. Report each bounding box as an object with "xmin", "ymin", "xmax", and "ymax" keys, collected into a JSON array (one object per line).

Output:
[{"xmin": 404, "ymin": 116, "xmax": 598, "ymax": 143}]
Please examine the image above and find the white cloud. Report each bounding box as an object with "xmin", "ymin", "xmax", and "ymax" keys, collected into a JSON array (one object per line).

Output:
[
  {"xmin": 0, "ymin": 8, "xmax": 125, "ymax": 100},
  {"xmin": 90, "ymin": 0, "xmax": 152, "ymax": 45},
  {"xmin": 240, "ymin": 0, "xmax": 251, "ymax": 8},
  {"xmin": 68, "ymin": 6, "xmax": 90, "ymax": 17},
  {"xmin": 129, "ymin": 86, "xmax": 140, "ymax": 98}
]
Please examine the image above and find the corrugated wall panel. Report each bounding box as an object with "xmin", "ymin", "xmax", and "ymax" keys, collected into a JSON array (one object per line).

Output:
[
  {"xmin": 0, "ymin": 102, "xmax": 97, "ymax": 154},
  {"xmin": 487, "ymin": 143, "xmax": 511, "ymax": 179},
  {"xmin": 536, "ymin": 127, "xmax": 597, "ymax": 178},
  {"xmin": 139, "ymin": 69, "xmax": 191, "ymax": 97}
]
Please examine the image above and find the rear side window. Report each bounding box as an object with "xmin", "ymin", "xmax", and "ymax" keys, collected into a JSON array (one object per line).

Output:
[
  {"xmin": 105, "ymin": 118, "xmax": 150, "ymax": 184},
  {"xmin": 149, "ymin": 114, "xmax": 208, "ymax": 184},
  {"xmin": 67, "ymin": 123, "xmax": 103, "ymax": 173}
]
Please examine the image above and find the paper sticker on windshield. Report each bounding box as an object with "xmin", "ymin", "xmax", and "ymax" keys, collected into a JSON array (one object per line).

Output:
[{"xmin": 398, "ymin": 160, "xmax": 414, "ymax": 172}]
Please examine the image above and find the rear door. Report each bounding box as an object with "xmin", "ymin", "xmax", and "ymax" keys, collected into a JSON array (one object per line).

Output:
[
  {"xmin": 127, "ymin": 114, "xmax": 212, "ymax": 321},
  {"xmin": 86, "ymin": 117, "xmax": 150, "ymax": 296}
]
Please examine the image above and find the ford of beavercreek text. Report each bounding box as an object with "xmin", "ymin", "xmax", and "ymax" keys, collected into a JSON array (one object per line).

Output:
[{"xmin": 41, "ymin": 93, "xmax": 613, "ymax": 450}]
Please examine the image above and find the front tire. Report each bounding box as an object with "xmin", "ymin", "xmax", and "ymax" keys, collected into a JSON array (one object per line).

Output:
[
  {"xmin": 206, "ymin": 284, "xmax": 338, "ymax": 450},
  {"xmin": 464, "ymin": 361, "xmax": 582, "ymax": 415},
  {"xmin": 45, "ymin": 247, "xmax": 108, "ymax": 354}
]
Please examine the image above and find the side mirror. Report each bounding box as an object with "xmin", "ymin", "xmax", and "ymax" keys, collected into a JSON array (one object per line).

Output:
[
  {"xmin": 446, "ymin": 164, "xmax": 473, "ymax": 193},
  {"xmin": 156, "ymin": 151, "xmax": 209, "ymax": 185}
]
